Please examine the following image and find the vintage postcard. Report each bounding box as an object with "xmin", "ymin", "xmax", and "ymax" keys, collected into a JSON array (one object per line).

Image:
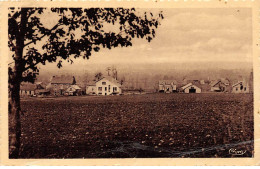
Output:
[{"xmin": 0, "ymin": 0, "xmax": 259, "ymax": 166}]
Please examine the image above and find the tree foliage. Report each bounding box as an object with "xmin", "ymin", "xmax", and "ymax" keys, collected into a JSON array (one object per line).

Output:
[{"xmin": 8, "ymin": 8, "xmax": 163, "ymax": 84}]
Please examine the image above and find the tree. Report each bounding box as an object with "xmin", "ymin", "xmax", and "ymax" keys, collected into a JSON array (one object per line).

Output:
[
  {"xmin": 8, "ymin": 7, "xmax": 163, "ymax": 158},
  {"xmin": 106, "ymin": 67, "xmax": 111, "ymax": 76},
  {"xmin": 72, "ymin": 76, "xmax": 76, "ymax": 85},
  {"xmin": 95, "ymin": 72, "xmax": 103, "ymax": 81},
  {"xmin": 111, "ymin": 67, "xmax": 117, "ymax": 80}
]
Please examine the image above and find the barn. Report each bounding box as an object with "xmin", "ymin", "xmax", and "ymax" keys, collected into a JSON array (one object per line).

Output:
[
  {"xmin": 158, "ymin": 80, "xmax": 178, "ymax": 93},
  {"xmin": 232, "ymin": 81, "xmax": 249, "ymax": 93},
  {"xmin": 180, "ymin": 83, "xmax": 201, "ymax": 93}
]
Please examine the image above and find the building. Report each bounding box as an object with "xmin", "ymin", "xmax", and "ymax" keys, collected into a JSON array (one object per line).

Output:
[
  {"xmin": 20, "ymin": 82, "xmax": 47, "ymax": 97},
  {"xmin": 158, "ymin": 80, "xmax": 178, "ymax": 93},
  {"xmin": 46, "ymin": 76, "xmax": 76, "ymax": 96},
  {"xmin": 180, "ymin": 83, "xmax": 202, "ymax": 93},
  {"xmin": 86, "ymin": 76, "xmax": 122, "ymax": 96},
  {"xmin": 86, "ymin": 81, "xmax": 96, "ymax": 95},
  {"xmin": 20, "ymin": 83, "xmax": 36, "ymax": 97},
  {"xmin": 35, "ymin": 89, "xmax": 50, "ymax": 96},
  {"xmin": 65, "ymin": 85, "xmax": 82, "ymax": 96},
  {"xmin": 210, "ymin": 78, "xmax": 230, "ymax": 92},
  {"xmin": 232, "ymin": 81, "xmax": 249, "ymax": 93},
  {"xmin": 96, "ymin": 76, "xmax": 122, "ymax": 95}
]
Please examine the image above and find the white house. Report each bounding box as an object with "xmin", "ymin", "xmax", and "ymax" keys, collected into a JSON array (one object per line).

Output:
[
  {"xmin": 180, "ymin": 83, "xmax": 201, "ymax": 93},
  {"xmin": 86, "ymin": 76, "xmax": 122, "ymax": 96},
  {"xmin": 232, "ymin": 81, "xmax": 249, "ymax": 93},
  {"xmin": 96, "ymin": 76, "xmax": 122, "ymax": 95}
]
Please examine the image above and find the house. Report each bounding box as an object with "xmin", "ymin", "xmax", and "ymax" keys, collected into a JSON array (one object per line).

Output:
[
  {"xmin": 36, "ymin": 89, "xmax": 50, "ymax": 96},
  {"xmin": 20, "ymin": 82, "xmax": 49, "ymax": 97},
  {"xmin": 158, "ymin": 80, "xmax": 178, "ymax": 93},
  {"xmin": 180, "ymin": 83, "xmax": 202, "ymax": 93},
  {"xmin": 34, "ymin": 82, "xmax": 48, "ymax": 95},
  {"xmin": 65, "ymin": 85, "xmax": 82, "ymax": 96},
  {"xmin": 96, "ymin": 76, "xmax": 122, "ymax": 95},
  {"xmin": 86, "ymin": 81, "xmax": 96, "ymax": 95},
  {"xmin": 232, "ymin": 81, "xmax": 249, "ymax": 93},
  {"xmin": 86, "ymin": 76, "xmax": 122, "ymax": 96},
  {"xmin": 46, "ymin": 76, "xmax": 76, "ymax": 96},
  {"xmin": 77, "ymin": 83, "xmax": 87, "ymax": 95},
  {"xmin": 210, "ymin": 78, "xmax": 230, "ymax": 92},
  {"xmin": 20, "ymin": 83, "xmax": 36, "ymax": 97}
]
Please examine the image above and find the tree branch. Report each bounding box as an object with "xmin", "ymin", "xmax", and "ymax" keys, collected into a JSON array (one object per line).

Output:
[
  {"xmin": 8, "ymin": 35, "xmax": 16, "ymax": 49},
  {"xmin": 24, "ymin": 22, "xmax": 61, "ymax": 47},
  {"xmin": 11, "ymin": 11, "xmax": 21, "ymax": 20},
  {"xmin": 23, "ymin": 60, "xmax": 42, "ymax": 72}
]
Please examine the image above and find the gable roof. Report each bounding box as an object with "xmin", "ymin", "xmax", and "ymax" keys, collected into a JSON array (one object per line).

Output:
[
  {"xmin": 181, "ymin": 82, "xmax": 201, "ymax": 90},
  {"xmin": 97, "ymin": 76, "xmax": 121, "ymax": 87},
  {"xmin": 181, "ymin": 83, "xmax": 193, "ymax": 90},
  {"xmin": 210, "ymin": 78, "xmax": 230, "ymax": 87},
  {"xmin": 232, "ymin": 81, "xmax": 245, "ymax": 87},
  {"xmin": 70, "ymin": 85, "xmax": 81, "ymax": 90},
  {"xmin": 50, "ymin": 76, "xmax": 73, "ymax": 84}
]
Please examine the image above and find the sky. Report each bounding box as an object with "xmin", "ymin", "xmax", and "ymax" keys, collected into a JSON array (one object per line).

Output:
[{"xmin": 10, "ymin": 8, "xmax": 253, "ymax": 74}]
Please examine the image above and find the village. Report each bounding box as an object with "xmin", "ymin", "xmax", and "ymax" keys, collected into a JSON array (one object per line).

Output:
[{"xmin": 19, "ymin": 69, "xmax": 253, "ymax": 97}]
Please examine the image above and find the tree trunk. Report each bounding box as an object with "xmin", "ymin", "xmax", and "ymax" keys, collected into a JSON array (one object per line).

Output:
[
  {"xmin": 9, "ymin": 79, "xmax": 22, "ymax": 158},
  {"xmin": 8, "ymin": 8, "xmax": 28, "ymax": 158}
]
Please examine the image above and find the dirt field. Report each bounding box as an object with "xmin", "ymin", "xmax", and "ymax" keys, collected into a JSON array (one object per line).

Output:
[{"xmin": 18, "ymin": 93, "xmax": 253, "ymax": 158}]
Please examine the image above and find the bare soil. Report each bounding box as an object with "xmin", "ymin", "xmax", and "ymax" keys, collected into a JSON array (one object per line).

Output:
[{"xmin": 17, "ymin": 93, "xmax": 253, "ymax": 158}]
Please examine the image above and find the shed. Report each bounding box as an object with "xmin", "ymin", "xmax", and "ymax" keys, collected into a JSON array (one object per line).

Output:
[{"xmin": 180, "ymin": 83, "xmax": 201, "ymax": 93}]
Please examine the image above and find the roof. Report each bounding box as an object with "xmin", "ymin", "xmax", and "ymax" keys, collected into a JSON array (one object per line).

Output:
[
  {"xmin": 232, "ymin": 81, "xmax": 244, "ymax": 87},
  {"xmin": 210, "ymin": 78, "xmax": 230, "ymax": 87},
  {"xmin": 50, "ymin": 76, "xmax": 73, "ymax": 84},
  {"xmin": 20, "ymin": 83, "xmax": 36, "ymax": 91},
  {"xmin": 181, "ymin": 82, "xmax": 201, "ymax": 90},
  {"xmin": 181, "ymin": 83, "xmax": 193, "ymax": 90},
  {"xmin": 70, "ymin": 85, "xmax": 81, "ymax": 90},
  {"xmin": 97, "ymin": 76, "xmax": 121, "ymax": 87},
  {"xmin": 159, "ymin": 80, "xmax": 178, "ymax": 85}
]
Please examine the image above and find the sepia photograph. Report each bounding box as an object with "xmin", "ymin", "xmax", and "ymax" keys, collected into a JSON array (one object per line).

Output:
[{"xmin": 2, "ymin": 0, "xmax": 259, "ymax": 165}]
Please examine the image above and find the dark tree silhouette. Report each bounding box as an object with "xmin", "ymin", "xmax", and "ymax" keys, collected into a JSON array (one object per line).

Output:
[
  {"xmin": 72, "ymin": 76, "xmax": 76, "ymax": 85},
  {"xmin": 8, "ymin": 7, "xmax": 163, "ymax": 158},
  {"xmin": 95, "ymin": 72, "xmax": 103, "ymax": 81}
]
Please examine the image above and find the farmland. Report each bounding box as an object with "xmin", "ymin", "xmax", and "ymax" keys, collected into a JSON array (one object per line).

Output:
[{"xmin": 18, "ymin": 93, "xmax": 253, "ymax": 158}]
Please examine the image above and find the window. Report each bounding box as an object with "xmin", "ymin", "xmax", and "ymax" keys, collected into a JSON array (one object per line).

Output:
[
  {"xmin": 108, "ymin": 85, "xmax": 110, "ymax": 92},
  {"xmin": 244, "ymin": 87, "xmax": 247, "ymax": 91},
  {"xmin": 105, "ymin": 87, "xmax": 107, "ymax": 91},
  {"xmin": 102, "ymin": 82, "xmax": 106, "ymax": 85},
  {"xmin": 98, "ymin": 87, "xmax": 102, "ymax": 91},
  {"xmin": 113, "ymin": 87, "xmax": 117, "ymax": 92},
  {"xmin": 236, "ymin": 87, "xmax": 238, "ymax": 91}
]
